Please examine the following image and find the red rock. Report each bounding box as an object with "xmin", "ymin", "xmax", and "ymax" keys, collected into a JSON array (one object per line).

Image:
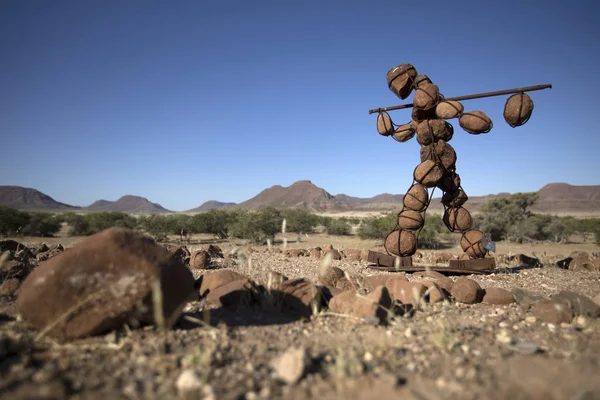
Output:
[
  {"xmin": 325, "ymin": 249, "xmax": 342, "ymax": 261},
  {"xmin": 0, "ymin": 260, "xmax": 30, "ymax": 281},
  {"xmin": 450, "ymin": 278, "xmax": 483, "ymax": 304},
  {"xmin": 552, "ymin": 291, "xmax": 600, "ymax": 318},
  {"xmin": 335, "ymin": 277, "xmax": 355, "ymax": 290},
  {"xmin": 206, "ymin": 245, "xmax": 224, "ymax": 259},
  {"xmin": 514, "ymin": 254, "xmax": 541, "ymax": 267},
  {"xmin": 531, "ymin": 300, "xmax": 573, "ymax": 324},
  {"xmin": 280, "ymin": 279, "xmax": 323, "ymax": 317},
  {"xmin": 414, "ymin": 280, "xmax": 446, "ymax": 303},
  {"xmin": 318, "ymin": 266, "xmax": 345, "ymax": 287},
  {"xmin": 190, "ymin": 250, "xmax": 211, "ymax": 269},
  {"xmin": 434, "ymin": 276, "xmax": 454, "ymax": 292},
  {"xmin": 265, "ymin": 270, "xmax": 288, "ymax": 290},
  {"xmin": 568, "ymin": 251, "xmax": 589, "ymax": 260},
  {"xmin": 309, "ymin": 248, "xmax": 322, "ymax": 258},
  {"xmin": 360, "ymin": 250, "xmax": 370, "ymax": 261},
  {"xmin": 165, "ymin": 245, "xmax": 191, "ymax": 265},
  {"xmin": 569, "ymin": 256, "xmax": 597, "ymax": 271},
  {"xmin": 199, "ymin": 269, "xmax": 248, "ymax": 297},
  {"xmin": 206, "ymin": 278, "xmax": 256, "ymax": 307},
  {"xmin": 343, "ymin": 249, "xmax": 362, "ymax": 261},
  {"xmin": 363, "ymin": 275, "xmax": 394, "ymax": 292},
  {"xmin": 285, "ymin": 249, "xmax": 308, "ymax": 257},
  {"xmin": 482, "ymin": 287, "xmax": 515, "ymax": 305},
  {"xmin": 323, "ymin": 286, "xmax": 344, "ymax": 299},
  {"xmin": 0, "ymin": 278, "xmax": 20, "ymax": 296},
  {"xmin": 329, "ymin": 286, "xmax": 392, "ymax": 322},
  {"xmin": 514, "ymin": 288, "xmax": 547, "ymax": 310},
  {"xmin": 17, "ymin": 228, "xmax": 194, "ymax": 341},
  {"xmin": 385, "ymin": 278, "xmax": 426, "ymax": 305},
  {"xmin": 36, "ymin": 247, "xmax": 64, "ymax": 262}
]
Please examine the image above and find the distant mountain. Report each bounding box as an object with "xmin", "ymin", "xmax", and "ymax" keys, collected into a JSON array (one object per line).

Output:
[
  {"xmin": 187, "ymin": 200, "xmax": 237, "ymax": 213},
  {"xmin": 0, "ymin": 186, "xmax": 80, "ymax": 212},
  {"xmin": 3, "ymin": 182, "xmax": 600, "ymax": 215},
  {"xmin": 533, "ymin": 183, "xmax": 600, "ymax": 213},
  {"xmin": 84, "ymin": 195, "xmax": 170, "ymax": 214},
  {"xmin": 232, "ymin": 180, "xmax": 348, "ymax": 212}
]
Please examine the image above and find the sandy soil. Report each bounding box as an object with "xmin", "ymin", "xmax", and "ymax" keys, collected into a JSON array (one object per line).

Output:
[{"xmin": 1, "ymin": 234, "xmax": 599, "ymax": 399}]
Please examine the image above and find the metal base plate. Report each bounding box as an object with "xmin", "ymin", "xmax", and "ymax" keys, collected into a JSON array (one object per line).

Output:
[{"xmin": 366, "ymin": 251, "xmax": 495, "ymax": 275}]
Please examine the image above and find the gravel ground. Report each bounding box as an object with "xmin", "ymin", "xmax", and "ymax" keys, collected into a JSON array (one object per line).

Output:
[{"xmin": 1, "ymin": 240, "xmax": 600, "ymax": 399}]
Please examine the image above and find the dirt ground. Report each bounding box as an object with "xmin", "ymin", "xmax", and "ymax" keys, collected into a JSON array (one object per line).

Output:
[{"xmin": 1, "ymin": 233, "xmax": 600, "ymax": 399}]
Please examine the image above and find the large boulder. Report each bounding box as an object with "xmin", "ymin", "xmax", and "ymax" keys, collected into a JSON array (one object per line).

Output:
[
  {"xmin": 450, "ymin": 278, "xmax": 483, "ymax": 304},
  {"xmin": 198, "ymin": 269, "xmax": 248, "ymax": 298},
  {"xmin": 190, "ymin": 250, "xmax": 211, "ymax": 270},
  {"xmin": 279, "ymin": 279, "xmax": 323, "ymax": 317},
  {"xmin": 329, "ymin": 286, "xmax": 392, "ymax": 322},
  {"xmin": 17, "ymin": 228, "xmax": 195, "ymax": 341}
]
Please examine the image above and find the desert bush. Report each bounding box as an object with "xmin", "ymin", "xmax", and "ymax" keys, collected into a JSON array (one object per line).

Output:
[
  {"xmin": 191, "ymin": 209, "xmax": 240, "ymax": 239},
  {"xmin": 137, "ymin": 215, "xmax": 170, "ymax": 241},
  {"xmin": 62, "ymin": 212, "xmax": 138, "ymax": 236},
  {"xmin": 417, "ymin": 214, "xmax": 445, "ymax": 248},
  {"xmin": 227, "ymin": 208, "xmax": 282, "ymax": 243},
  {"xmin": 21, "ymin": 213, "xmax": 61, "ymax": 237},
  {"xmin": 357, "ymin": 213, "xmax": 396, "ymax": 239},
  {"xmin": 281, "ymin": 209, "xmax": 320, "ymax": 234},
  {"xmin": 0, "ymin": 206, "xmax": 31, "ymax": 235},
  {"xmin": 324, "ymin": 218, "xmax": 352, "ymax": 236}
]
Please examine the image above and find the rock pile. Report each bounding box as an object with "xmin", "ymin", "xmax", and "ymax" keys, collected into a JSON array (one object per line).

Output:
[{"xmin": 0, "ymin": 239, "xmax": 66, "ymax": 297}]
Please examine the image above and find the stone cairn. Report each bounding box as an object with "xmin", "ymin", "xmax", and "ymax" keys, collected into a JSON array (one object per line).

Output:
[{"xmin": 374, "ymin": 63, "xmax": 540, "ymax": 261}]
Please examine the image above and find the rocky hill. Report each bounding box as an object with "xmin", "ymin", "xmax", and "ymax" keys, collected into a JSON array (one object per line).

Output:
[
  {"xmin": 84, "ymin": 195, "xmax": 170, "ymax": 214},
  {"xmin": 187, "ymin": 200, "xmax": 237, "ymax": 213},
  {"xmin": 3, "ymin": 182, "xmax": 600, "ymax": 215},
  {"xmin": 232, "ymin": 180, "xmax": 348, "ymax": 212},
  {"xmin": 0, "ymin": 186, "xmax": 80, "ymax": 212}
]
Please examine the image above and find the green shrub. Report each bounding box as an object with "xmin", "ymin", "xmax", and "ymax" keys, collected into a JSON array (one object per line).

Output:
[
  {"xmin": 227, "ymin": 208, "xmax": 282, "ymax": 243},
  {"xmin": 324, "ymin": 218, "xmax": 352, "ymax": 236},
  {"xmin": 191, "ymin": 209, "xmax": 239, "ymax": 239},
  {"xmin": 417, "ymin": 214, "xmax": 445, "ymax": 248},
  {"xmin": 60, "ymin": 212, "xmax": 138, "ymax": 236},
  {"xmin": 357, "ymin": 213, "xmax": 396, "ymax": 239},
  {"xmin": 282, "ymin": 209, "xmax": 320, "ymax": 234},
  {"xmin": 0, "ymin": 206, "xmax": 31, "ymax": 235},
  {"xmin": 21, "ymin": 213, "xmax": 61, "ymax": 237}
]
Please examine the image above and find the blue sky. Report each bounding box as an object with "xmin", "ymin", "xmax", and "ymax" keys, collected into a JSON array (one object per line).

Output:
[{"xmin": 1, "ymin": 0, "xmax": 599, "ymax": 211}]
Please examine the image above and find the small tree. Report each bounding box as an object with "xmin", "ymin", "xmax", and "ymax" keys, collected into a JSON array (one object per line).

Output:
[{"xmin": 476, "ymin": 192, "xmax": 538, "ymax": 242}]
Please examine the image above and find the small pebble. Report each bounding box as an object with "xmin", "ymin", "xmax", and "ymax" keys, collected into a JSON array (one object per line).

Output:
[
  {"xmin": 499, "ymin": 321, "xmax": 509, "ymax": 328},
  {"xmin": 525, "ymin": 316, "xmax": 537, "ymax": 324}
]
